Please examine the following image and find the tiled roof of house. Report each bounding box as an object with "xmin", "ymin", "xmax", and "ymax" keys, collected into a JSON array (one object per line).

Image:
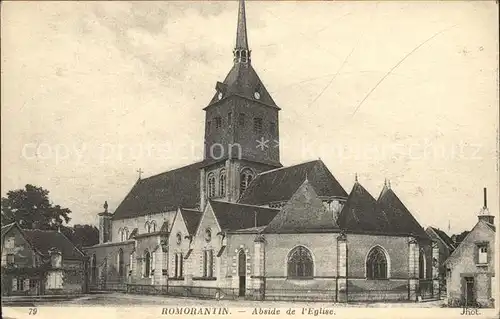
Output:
[
  {"xmin": 238, "ymin": 160, "xmax": 347, "ymax": 206},
  {"xmin": 112, "ymin": 162, "xmax": 204, "ymax": 220},
  {"xmin": 429, "ymin": 227, "xmax": 456, "ymax": 250},
  {"xmin": 206, "ymin": 63, "xmax": 278, "ymax": 109},
  {"xmin": 377, "ymin": 185, "xmax": 430, "ymax": 239},
  {"xmin": 209, "ymin": 200, "xmax": 279, "ymax": 232},
  {"xmin": 180, "ymin": 208, "xmax": 203, "ymax": 236},
  {"xmin": 263, "ymin": 179, "xmax": 340, "ymax": 233},
  {"xmin": 22, "ymin": 229, "xmax": 85, "ymax": 260}
]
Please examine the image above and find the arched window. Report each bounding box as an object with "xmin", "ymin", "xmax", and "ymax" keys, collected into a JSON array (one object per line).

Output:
[
  {"xmin": 240, "ymin": 169, "xmax": 254, "ymax": 194},
  {"xmin": 238, "ymin": 250, "xmax": 246, "ymax": 276},
  {"xmin": 118, "ymin": 228, "xmax": 123, "ymax": 241},
  {"xmin": 419, "ymin": 249, "xmax": 426, "ymax": 279},
  {"xmin": 366, "ymin": 246, "xmax": 388, "ymax": 279},
  {"xmin": 123, "ymin": 227, "xmax": 129, "ymax": 240},
  {"xmin": 150, "ymin": 221, "xmax": 157, "ymax": 232},
  {"xmin": 287, "ymin": 246, "xmax": 313, "ymax": 278},
  {"xmin": 207, "ymin": 173, "xmax": 216, "ymax": 198},
  {"xmin": 144, "ymin": 250, "xmax": 151, "ymax": 278},
  {"xmin": 219, "ymin": 170, "xmax": 226, "ymax": 197},
  {"xmin": 117, "ymin": 249, "xmax": 124, "ymax": 277},
  {"xmin": 91, "ymin": 254, "xmax": 97, "ymax": 284}
]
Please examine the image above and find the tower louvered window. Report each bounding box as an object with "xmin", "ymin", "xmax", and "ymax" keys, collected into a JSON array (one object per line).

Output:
[
  {"xmin": 208, "ymin": 173, "xmax": 216, "ymax": 198},
  {"xmin": 253, "ymin": 117, "xmax": 263, "ymax": 133},
  {"xmin": 219, "ymin": 170, "xmax": 226, "ymax": 196},
  {"xmin": 240, "ymin": 169, "xmax": 254, "ymax": 194}
]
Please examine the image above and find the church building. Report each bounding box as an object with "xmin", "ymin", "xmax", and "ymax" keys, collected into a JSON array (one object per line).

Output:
[{"xmin": 83, "ymin": 0, "xmax": 439, "ymax": 302}]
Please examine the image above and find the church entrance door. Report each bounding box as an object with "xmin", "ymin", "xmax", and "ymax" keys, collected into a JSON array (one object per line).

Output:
[{"xmin": 238, "ymin": 250, "xmax": 246, "ymax": 297}]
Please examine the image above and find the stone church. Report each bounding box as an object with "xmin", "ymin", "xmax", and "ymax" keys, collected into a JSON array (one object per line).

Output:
[{"xmin": 84, "ymin": 0, "xmax": 440, "ymax": 302}]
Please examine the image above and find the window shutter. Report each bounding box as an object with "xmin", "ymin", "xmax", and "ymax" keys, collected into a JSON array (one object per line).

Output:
[{"xmin": 12, "ymin": 277, "xmax": 17, "ymax": 291}]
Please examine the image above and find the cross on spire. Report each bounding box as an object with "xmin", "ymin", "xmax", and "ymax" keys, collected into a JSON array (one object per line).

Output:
[
  {"xmin": 137, "ymin": 168, "xmax": 144, "ymax": 180},
  {"xmin": 234, "ymin": 0, "xmax": 251, "ymax": 64}
]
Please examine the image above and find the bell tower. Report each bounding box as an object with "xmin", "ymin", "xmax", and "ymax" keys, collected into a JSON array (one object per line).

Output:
[{"xmin": 200, "ymin": 0, "xmax": 282, "ymax": 208}]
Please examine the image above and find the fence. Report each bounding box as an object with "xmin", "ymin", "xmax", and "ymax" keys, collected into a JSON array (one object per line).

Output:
[
  {"xmin": 264, "ymin": 289, "xmax": 337, "ymax": 302},
  {"xmin": 347, "ymin": 280, "xmax": 409, "ymax": 302},
  {"xmin": 126, "ymin": 284, "xmax": 238, "ymax": 300},
  {"xmin": 418, "ymin": 279, "xmax": 435, "ymax": 300}
]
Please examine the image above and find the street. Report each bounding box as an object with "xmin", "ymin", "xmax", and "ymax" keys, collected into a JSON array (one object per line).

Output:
[{"xmin": 2, "ymin": 292, "xmax": 446, "ymax": 308}]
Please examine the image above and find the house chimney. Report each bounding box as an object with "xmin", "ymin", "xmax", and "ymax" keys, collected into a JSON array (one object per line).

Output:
[
  {"xmin": 478, "ymin": 187, "xmax": 494, "ymax": 225},
  {"xmin": 483, "ymin": 187, "xmax": 487, "ymax": 208}
]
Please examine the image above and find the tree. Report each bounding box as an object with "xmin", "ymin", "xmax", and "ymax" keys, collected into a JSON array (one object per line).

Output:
[
  {"xmin": 71, "ymin": 224, "xmax": 99, "ymax": 248},
  {"xmin": 1, "ymin": 184, "xmax": 71, "ymax": 229}
]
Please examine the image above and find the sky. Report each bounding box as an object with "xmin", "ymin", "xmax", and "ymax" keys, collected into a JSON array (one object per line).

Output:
[{"xmin": 1, "ymin": 1, "xmax": 498, "ymax": 234}]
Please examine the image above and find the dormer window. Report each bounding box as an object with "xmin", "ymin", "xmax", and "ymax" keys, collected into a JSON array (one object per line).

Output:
[
  {"xmin": 476, "ymin": 243, "xmax": 488, "ymax": 264},
  {"xmin": 217, "ymin": 91, "xmax": 223, "ymax": 100}
]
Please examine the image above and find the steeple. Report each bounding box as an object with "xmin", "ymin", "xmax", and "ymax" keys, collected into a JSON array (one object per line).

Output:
[{"xmin": 233, "ymin": 0, "xmax": 251, "ymax": 64}]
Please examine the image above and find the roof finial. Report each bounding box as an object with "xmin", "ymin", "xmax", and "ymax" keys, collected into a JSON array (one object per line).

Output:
[
  {"xmin": 234, "ymin": 0, "xmax": 250, "ymax": 64},
  {"xmin": 103, "ymin": 201, "xmax": 108, "ymax": 213},
  {"xmin": 387, "ymin": 179, "xmax": 391, "ymax": 189},
  {"xmin": 355, "ymin": 173, "xmax": 358, "ymax": 183},
  {"xmin": 137, "ymin": 168, "xmax": 144, "ymax": 180}
]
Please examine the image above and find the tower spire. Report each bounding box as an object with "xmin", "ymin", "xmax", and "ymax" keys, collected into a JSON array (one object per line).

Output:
[{"xmin": 234, "ymin": 0, "xmax": 251, "ymax": 64}]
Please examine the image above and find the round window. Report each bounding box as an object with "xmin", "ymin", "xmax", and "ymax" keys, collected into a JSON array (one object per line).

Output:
[
  {"xmin": 205, "ymin": 228, "xmax": 212, "ymax": 242},
  {"xmin": 176, "ymin": 232, "xmax": 182, "ymax": 245},
  {"xmin": 254, "ymin": 91, "xmax": 261, "ymax": 99}
]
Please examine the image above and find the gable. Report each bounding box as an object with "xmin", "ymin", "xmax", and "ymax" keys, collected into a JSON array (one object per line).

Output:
[
  {"xmin": 194, "ymin": 202, "xmax": 222, "ymax": 240},
  {"xmin": 112, "ymin": 162, "xmax": 204, "ymax": 220},
  {"xmin": 239, "ymin": 160, "xmax": 347, "ymax": 206},
  {"xmin": 263, "ymin": 179, "xmax": 339, "ymax": 233},
  {"xmin": 445, "ymin": 220, "xmax": 495, "ymax": 266}
]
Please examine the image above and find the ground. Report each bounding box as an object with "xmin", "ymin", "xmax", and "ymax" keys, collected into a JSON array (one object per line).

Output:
[{"xmin": 2, "ymin": 292, "xmax": 445, "ymax": 307}]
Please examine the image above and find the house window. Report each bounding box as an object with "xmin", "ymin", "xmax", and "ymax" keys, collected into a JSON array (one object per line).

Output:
[
  {"xmin": 366, "ymin": 246, "xmax": 388, "ymax": 279},
  {"xmin": 117, "ymin": 249, "xmax": 124, "ymax": 277},
  {"xmin": 203, "ymin": 249, "xmax": 214, "ymax": 278},
  {"xmin": 215, "ymin": 117, "xmax": 222, "ymax": 129},
  {"xmin": 240, "ymin": 169, "xmax": 254, "ymax": 194},
  {"xmin": 238, "ymin": 113, "xmax": 246, "ymax": 127},
  {"xmin": 174, "ymin": 253, "xmax": 184, "ymax": 278},
  {"xmin": 5, "ymin": 236, "xmax": 14, "ymax": 249},
  {"xmin": 228, "ymin": 112, "xmax": 232, "ymax": 125},
  {"xmin": 269, "ymin": 122, "xmax": 276, "ymax": 135},
  {"xmin": 207, "ymin": 173, "xmax": 216, "ymax": 198},
  {"xmin": 18, "ymin": 278, "xmax": 25, "ymax": 291},
  {"xmin": 6, "ymin": 253, "xmax": 14, "ymax": 266},
  {"xmin": 478, "ymin": 244, "xmax": 488, "ymax": 264},
  {"xmin": 287, "ymin": 246, "xmax": 313, "ymax": 278},
  {"xmin": 253, "ymin": 117, "xmax": 263, "ymax": 133},
  {"xmin": 219, "ymin": 170, "xmax": 226, "ymax": 196},
  {"xmin": 151, "ymin": 221, "xmax": 157, "ymax": 232},
  {"xmin": 29, "ymin": 279, "xmax": 37, "ymax": 289},
  {"xmin": 144, "ymin": 250, "xmax": 151, "ymax": 278}
]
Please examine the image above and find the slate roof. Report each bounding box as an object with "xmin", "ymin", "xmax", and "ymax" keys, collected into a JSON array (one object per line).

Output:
[
  {"xmin": 336, "ymin": 182, "xmax": 390, "ymax": 234},
  {"xmin": 238, "ymin": 160, "xmax": 348, "ymax": 206},
  {"xmin": 112, "ymin": 162, "xmax": 204, "ymax": 220},
  {"xmin": 209, "ymin": 200, "xmax": 279, "ymax": 232},
  {"xmin": 377, "ymin": 186, "xmax": 429, "ymax": 239},
  {"xmin": 206, "ymin": 63, "xmax": 278, "ymax": 109},
  {"xmin": 22, "ymin": 229, "xmax": 85, "ymax": 260},
  {"xmin": 429, "ymin": 227, "xmax": 456, "ymax": 250},
  {"xmin": 180, "ymin": 208, "xmax": 203, "ymax": 236},
  {"xmin": 263, "ymin": 179, "xmax": 340, "ymax": 233}
]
